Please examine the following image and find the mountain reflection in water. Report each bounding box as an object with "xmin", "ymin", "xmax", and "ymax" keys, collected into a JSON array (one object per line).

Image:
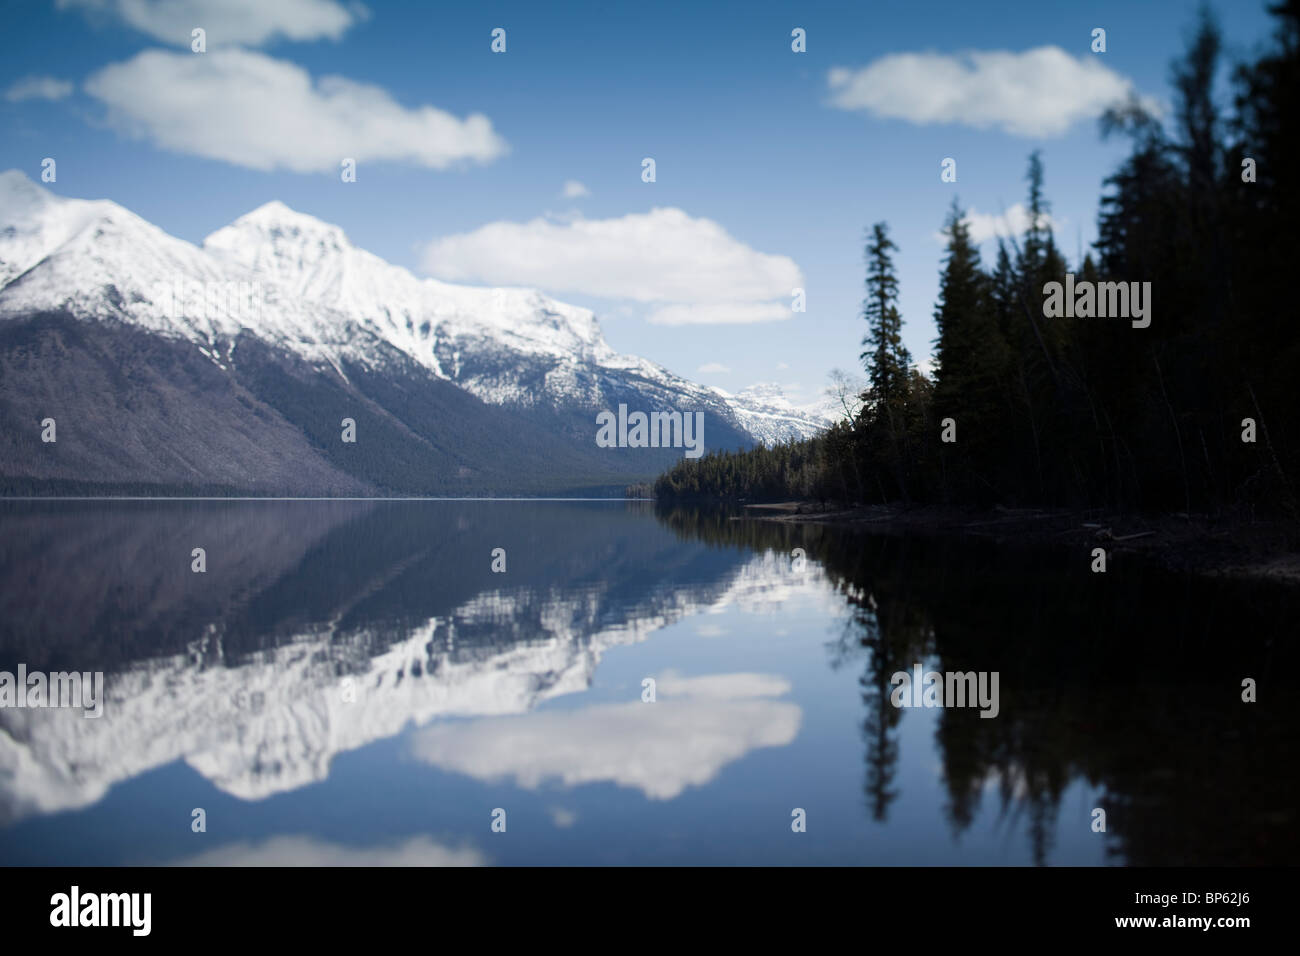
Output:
[{"xmin": 0, "ymin": 500, "xmax": 1293, "ymax": 865}]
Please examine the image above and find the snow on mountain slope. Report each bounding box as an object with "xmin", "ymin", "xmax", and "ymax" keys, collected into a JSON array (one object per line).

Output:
[
  {"xmin": 201, "ymin": 201, "xmax": 754, "ymax": 420},
  {"xmin": 0, "ymin": 172, "xmax": 355, "ymax": 366},
  {"xmin": 712, "ymin": 382, "xmax": 835, "ymax": 445},
  {"xmin": 0, "ymin": 170, "xmax": 122, "ymax": 288},
  {"xmin": 0, "ymin": 171, "xmax": 824, "ymax": 444},
  {"xmin": 205, "ymin": 201, "xmax": 612, "ymax": 367}
]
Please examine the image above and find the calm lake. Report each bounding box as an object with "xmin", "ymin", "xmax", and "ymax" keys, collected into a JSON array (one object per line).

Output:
[{"xmin": 0, "ymin": 499, "xmax": 1293, "ymax": 866}]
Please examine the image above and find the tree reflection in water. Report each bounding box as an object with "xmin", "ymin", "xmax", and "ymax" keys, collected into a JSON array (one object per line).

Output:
[{"xmin": 655, "ymin": 503, "xmax": 1299, "ymax": 866}]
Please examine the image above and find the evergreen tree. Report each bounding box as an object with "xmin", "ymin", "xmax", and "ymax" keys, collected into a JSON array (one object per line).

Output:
[
  {"xmin": 859, "ymin": 223, "xmax": 912, "ymax": 407},
  {"xmin": 856, "ymin": 222, "xmax": 914, "ymax": 501},
  {"xmin": 933, "ymin": 201, "xmax": 991, "ymax": 401},
  {"xmin": 1019, "ymin": 151, "xmax": 1051, "ymax": 278},
  {"xmin": 1228, "ymin": 0, "xmax": 1300, "ymax": 513},
  {"xmin": 932, "ymin": 201, "xmax": 1007, "ymax": 501}
]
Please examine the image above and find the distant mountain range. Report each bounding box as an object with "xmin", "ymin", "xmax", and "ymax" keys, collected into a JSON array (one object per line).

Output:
[{"xmin": 0, "ymin": 171, "xmax": 832, "ymax": 496}]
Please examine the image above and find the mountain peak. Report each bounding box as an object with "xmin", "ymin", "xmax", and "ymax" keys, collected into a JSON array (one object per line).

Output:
[
  {"xmin": 203, "ymin": 201, "xmax": 353, "ymax": 293},
  {"xmin": 0, "ymin": 167, "xmax": 41, "ymax": 189},
  {"xmin": 217, "ymin": 200, "xmax": 350, "ymax": 245},
  {"xmin": 0, "ymin": 168, "xmax": 62, "ymax": 217},
  {"xmin": 0, "ymin": 169, "xmax": 149, "ymax": 291}
]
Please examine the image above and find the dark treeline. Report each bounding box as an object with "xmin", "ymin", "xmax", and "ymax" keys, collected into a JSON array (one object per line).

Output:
[{"xmin": 657, "ymin": 4, "xmax": 1299, "ymax": 520}]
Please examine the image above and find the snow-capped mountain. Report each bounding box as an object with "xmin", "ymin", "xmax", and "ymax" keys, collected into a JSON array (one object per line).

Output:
[
  {"xmin": 0, "ymin": 171, "xmax": 826, "ymax": 494},
  {"xmin": 712, "ymin": 383, "xmax": 838, "ymax": 446},
  {"xmin": 204, "ymin": 200, "xmax": 617, "ymax": 383}
]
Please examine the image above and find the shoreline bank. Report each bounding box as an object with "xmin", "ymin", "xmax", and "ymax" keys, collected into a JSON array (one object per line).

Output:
[{"xmin": 740, "ymin": 502, "xmax": 1300, "ymax": 586}]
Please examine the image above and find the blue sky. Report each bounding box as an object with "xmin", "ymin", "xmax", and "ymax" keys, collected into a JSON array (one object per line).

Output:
[{"xmin": 0, "ymin": 0, "xmax": 1278, "ymax": 408}]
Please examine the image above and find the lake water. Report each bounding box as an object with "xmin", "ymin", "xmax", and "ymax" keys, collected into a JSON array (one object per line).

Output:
[{"xmin": 0, "ymin": 500, "xmax": 1293, "ymax": 866}]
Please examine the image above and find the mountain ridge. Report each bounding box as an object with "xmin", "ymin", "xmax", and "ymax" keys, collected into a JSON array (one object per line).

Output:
[{"xmin": 0, "ymin": 172, "xmax": 831, "ymax": 495}]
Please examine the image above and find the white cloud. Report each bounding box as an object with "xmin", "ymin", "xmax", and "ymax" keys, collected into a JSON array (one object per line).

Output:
[
  {"xmin": 422, "ymin": 208, "xmax": 802, "ymax": 326},
  {"xmin": 776, "ymin": 362, "xmax": 790, "ymax": 370},
  {"xmin": 408, "ymin": 672, "xmax": 800, "ymax": 800},
  {"xmin": 4, "ymin": 76, "xmax": 74, "ymax": 102},
  {"xmin": 83, "ymin": 49, "xmax": 506, "ymax": 173},
  {"xmin": 560, "ymin": 179, "xmax": 590, "ymax": 199},
  {"xmin": 172, "ymin": 834, "xmax": 485, "ymax": 866},
  {"xmin": 696, "ymin": 362, "xmax": 730, "ymax": 374},
  {"xmin": 828, "ymin": 46, "xmax": 1150, "ymax": 137},
  {"xmin": 58, "ymin": 0, "xmax": 364, "ymax": 47},
  {"xmin": 936, "ymin": 203, "xmax": 1060, "ymax": 244}
]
